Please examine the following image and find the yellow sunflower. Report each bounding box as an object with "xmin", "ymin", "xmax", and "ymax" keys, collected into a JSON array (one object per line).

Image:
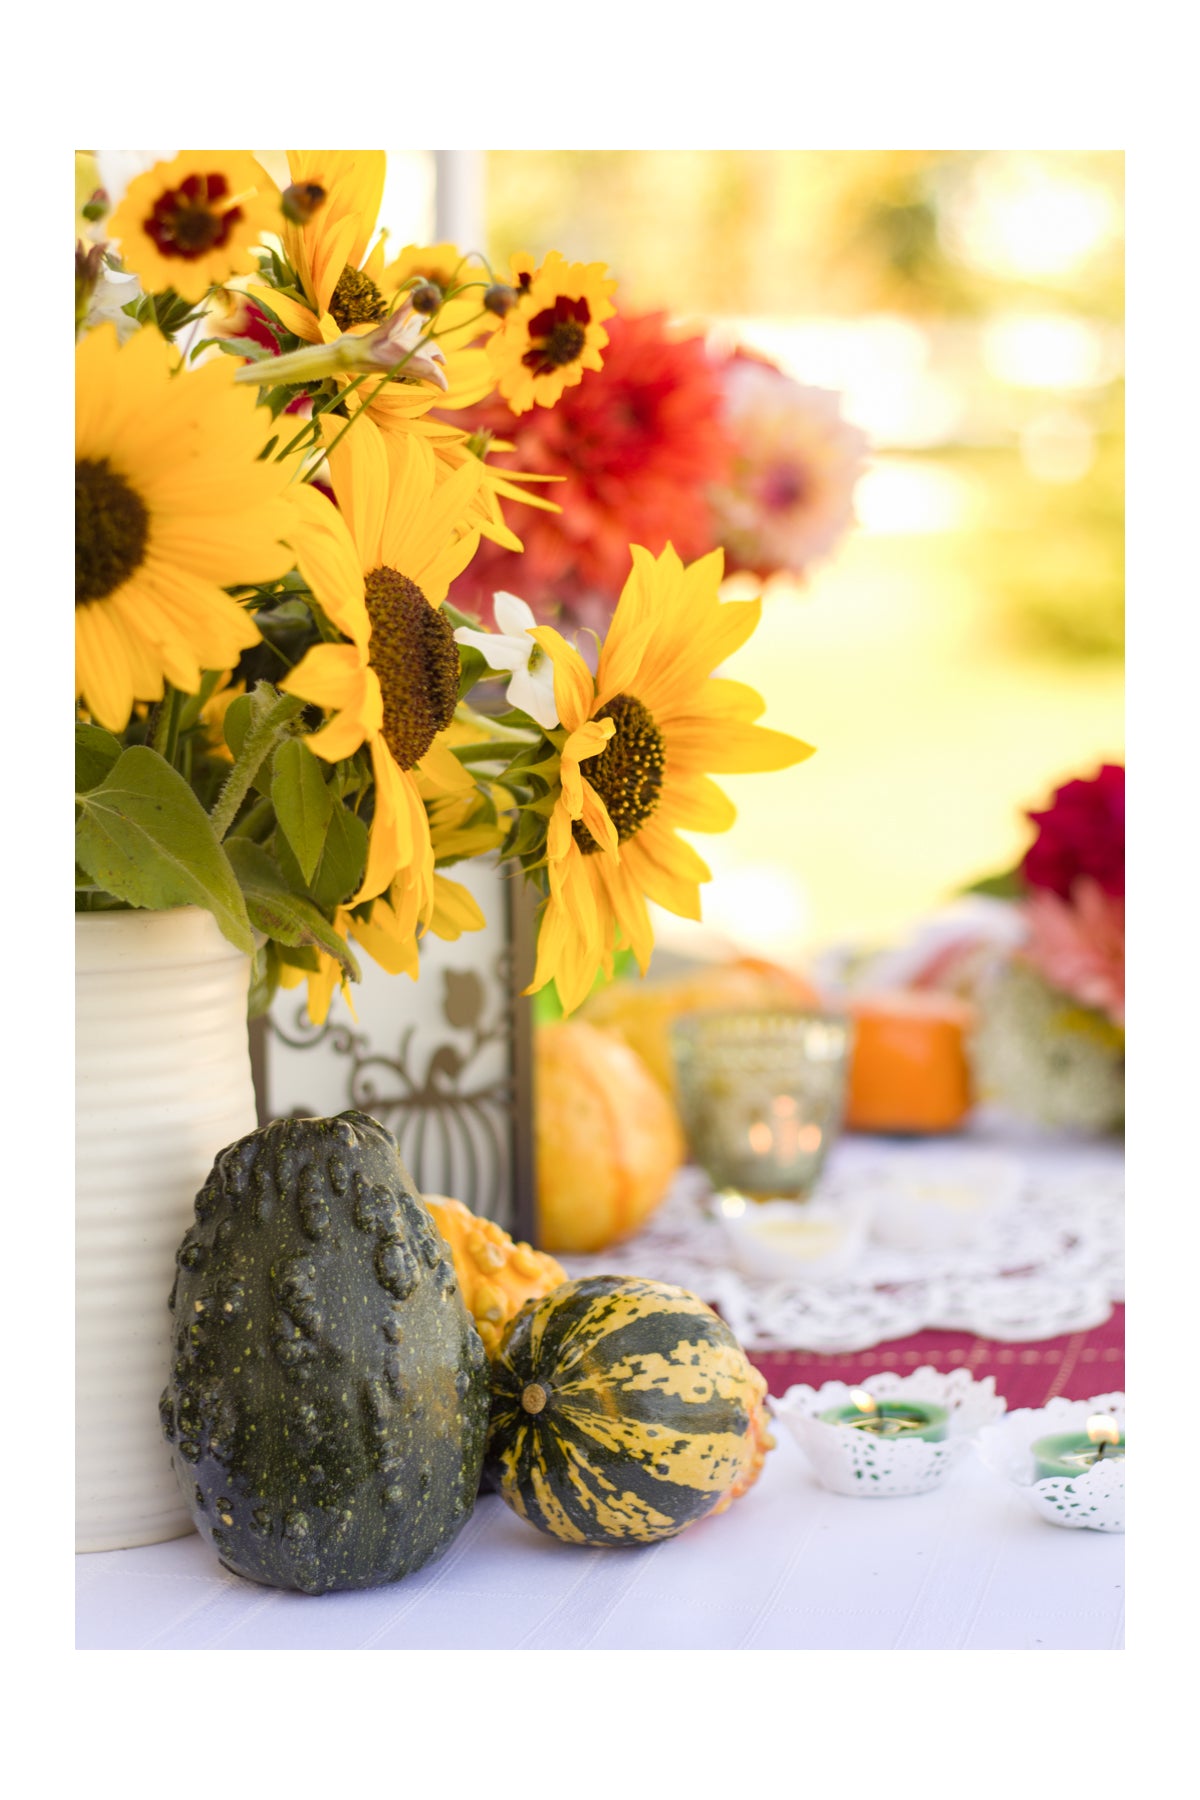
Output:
[
  {"xmin": 486, "ymin": 250, "xmax": 617, "ymax": 414},
  {"xmin": 280, "ymin": 746, "xmax": 506, "ymax": 1025},
  {"xmin": 108, "ymin": 152, "xmax": 280, "ymax": 302},
  {"xmin": 269, "ymin": 149, "xmax": 388, "ymax": 339},
  {"xmin": 75, "ymin": 324, "xmax": 297, "ymax": 732},
  {"xmin": 250, "ymin": 163, "xmax": 498, "ymax": 439},
  {"xmin": 525, "ymin": 544, "xmax": 816, "ymax": 1014},
  {"xmin": 279, "ymin": 420, "xmax": 486, "ymax": 911}
]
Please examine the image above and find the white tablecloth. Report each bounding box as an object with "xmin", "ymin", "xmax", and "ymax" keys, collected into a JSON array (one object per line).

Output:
[{"xmin": 76, "ymin": 1427, "xmax": 1123, "ymax": 1651}]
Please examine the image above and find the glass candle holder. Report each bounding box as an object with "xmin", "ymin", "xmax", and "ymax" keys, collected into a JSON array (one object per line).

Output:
[{"xmin": 671, "ymin": 1009, "xmax": 854, "ymax": 1202}]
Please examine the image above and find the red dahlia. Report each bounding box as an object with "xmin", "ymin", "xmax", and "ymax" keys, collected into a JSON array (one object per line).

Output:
[
  {"xmin": 1022, "ymin": 762, "xmax": 1125, "ymax": 900},
  {"xmin": 448, "ymin": 309, "xmax": 733, "ymax": 631}
]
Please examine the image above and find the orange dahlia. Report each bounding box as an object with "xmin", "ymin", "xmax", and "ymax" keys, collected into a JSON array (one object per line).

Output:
[{"xmin": 450, "ymin": 309, "xmax": 733, "ymax": 630}]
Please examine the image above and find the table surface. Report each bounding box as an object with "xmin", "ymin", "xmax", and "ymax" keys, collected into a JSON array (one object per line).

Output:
[{"xmin": 77, "ymin": 1423, "xmax": 1123, "ymax": 1651}]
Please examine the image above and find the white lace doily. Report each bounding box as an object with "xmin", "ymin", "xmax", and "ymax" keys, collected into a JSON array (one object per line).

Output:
[
  {"xmin": 976, "ymin": 1392, "xmax": 1125, "ymax": 1532},
  {"xmin": 560, "ymin": 1117, "xmax": 1124, "ymax": 1353},
  {"xmin": 772, "ymin": 1368, "xmax": 1007, "ymax": 1497}
]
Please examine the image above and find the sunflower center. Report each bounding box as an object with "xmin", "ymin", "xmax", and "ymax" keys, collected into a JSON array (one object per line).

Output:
[
  {"xmin": 330, "ymin": 265, "xmax": 389, "ymax": 331},
  {"xmin": 364, "ymin": 568, "xmax": 459, "ymax": 770},
  {"xmin": 522, "ymin": 295, "xmax": 591, "ymax": 377},
  {"xmin": 573, "ymin": 692, "xmax": 665, "ymax": 855},
  {"xmin": 76, "ymin": 458, "xmax": 150, "ymax": 607},
  {"xmin": 144, "ymin": 174, "xmax": 239, "ymax": 259}
]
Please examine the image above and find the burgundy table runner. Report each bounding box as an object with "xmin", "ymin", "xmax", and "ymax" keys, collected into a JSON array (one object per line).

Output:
[{"xmin": 747, "ymin": 1302, "xmax": 1124, "ymax": 1409}]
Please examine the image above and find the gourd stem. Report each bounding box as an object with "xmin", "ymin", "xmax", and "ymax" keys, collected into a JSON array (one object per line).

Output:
[{"xmin": 209, "ymin": 694, "xmax": 306, "ymax": 841}]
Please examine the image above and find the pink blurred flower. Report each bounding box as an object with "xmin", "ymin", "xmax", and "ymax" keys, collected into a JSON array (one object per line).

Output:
[
  {"xmin": 1022, "ymin": 877, "xmax": 1125, "ymax": 1027},
  {"xmin": 709, "ymin": 350, "xmax": 869, "ymax": 580}
]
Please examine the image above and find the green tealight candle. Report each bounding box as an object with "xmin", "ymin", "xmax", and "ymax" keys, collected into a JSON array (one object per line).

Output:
[
  {"xmin": 1031, "ymin": 1415, "xmax": 1125, "ymax": 1481},
  {"xmin": 818, "ymin": 1390, "xmax": 949, "ymax": 1443}
]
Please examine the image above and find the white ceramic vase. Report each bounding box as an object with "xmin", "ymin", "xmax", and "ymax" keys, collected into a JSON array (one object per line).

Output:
[{"xmin": 76, "ymin": 906, "xmax": 259, "ymax": 1552}]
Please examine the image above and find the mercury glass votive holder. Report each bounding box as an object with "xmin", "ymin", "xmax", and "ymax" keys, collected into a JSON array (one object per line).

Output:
[{"xmin": 671, "ymin": 1009, "xmax": 854, "ymax": 1203}]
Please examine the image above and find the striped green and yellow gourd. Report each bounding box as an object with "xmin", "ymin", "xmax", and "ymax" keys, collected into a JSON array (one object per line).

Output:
[{"xmin": 486, "ymin": 1274, "xmax": 768, "ymax": 1547}]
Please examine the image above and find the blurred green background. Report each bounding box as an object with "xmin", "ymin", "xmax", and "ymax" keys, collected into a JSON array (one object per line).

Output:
[{"xmin": 483, "ymin": 150, "xmax": 1124, "ymax": 961}]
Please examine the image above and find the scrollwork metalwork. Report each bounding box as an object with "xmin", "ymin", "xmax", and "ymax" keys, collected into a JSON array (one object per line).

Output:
[{"xmin": 262, "ymin": 901, "xmax": 532, "ymax": 1236}]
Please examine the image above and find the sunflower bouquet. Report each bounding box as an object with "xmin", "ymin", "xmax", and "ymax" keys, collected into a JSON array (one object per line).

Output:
[{"xmin": 75, "ymin": 149, "xmax": 813, "ymax": 1024}]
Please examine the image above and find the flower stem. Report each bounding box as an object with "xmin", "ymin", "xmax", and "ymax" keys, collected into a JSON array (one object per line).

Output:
[
  {"xmin": 454, "ymin": 701, "xmax": 536, "ymax": 743},
  {"xmin": 209, "ymin": 693, "xmax": 306, "ymax": 841},
  {"xmin": 148, "ymin": 683, "xmax": 184, "ymax": 764},
  {"xmin": 450, "ymin": 739, "xmax": 537, "ymax": 764}
]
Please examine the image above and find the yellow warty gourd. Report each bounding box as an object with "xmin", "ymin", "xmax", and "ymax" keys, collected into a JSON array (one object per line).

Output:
[{"xmin": 425, "ymin": 1195, "xmax": 567, "ymax": 1357}]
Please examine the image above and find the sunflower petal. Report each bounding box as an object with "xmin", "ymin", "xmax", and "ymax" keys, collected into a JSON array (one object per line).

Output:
[
  {"xmin": 530, "ymin": 628, "xmax": 596, "ymax": 733},
  {"xmin": 668, "ymin": 720, "xmax": 817, "ymax": 774},
  {"xmin": 284, "ymin": 482, "xmax": 370, "ymax": 646}
]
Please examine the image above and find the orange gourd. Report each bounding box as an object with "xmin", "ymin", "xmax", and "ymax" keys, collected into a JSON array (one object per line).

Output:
[
  {"xmin": 845, "ymin": 990, "xmax": 974, "ymax": 1134},
  {"xmin": 535, "ymin": 1021, "xmax": 686, "ymax": 1253},
  {"xmin": 425, "ymin": 1196, "xmax": 567, "ymax": 1358}
]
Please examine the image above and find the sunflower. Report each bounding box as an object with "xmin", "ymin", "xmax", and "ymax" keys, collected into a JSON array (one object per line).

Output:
[
  {"xmin": 486, "ymin": 251, "xmax": 617, "ymax": 414},
  {"xmin": 252, "ymin": 157, "xmax": 486, "ymax": 402},
  {"xmin": 279, "ymin": 736, "xmax": 508, "ymax": 1025},
  {"xmin": 108, "ymin": 152, "xmax": 281, "ymax": 302},
  {"xmin": 279, "ymin": 419, "xmax": 486, "ymax": 912},
  {"xmin": 269, "ymin": 149, "xmax": 388, "ymax": 339},
  {"xmin": 524, "ymin": 544, "xmax": 816, "ymax": 1014},
  {"xmin": 75, "ymin": 324, "xmax": 297, "ymax": 732}
]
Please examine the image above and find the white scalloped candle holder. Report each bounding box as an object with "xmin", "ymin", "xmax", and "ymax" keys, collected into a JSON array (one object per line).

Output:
[
  {"xmin": 975, "ymin": 1392, "xmax": 1124, "ymax": 1532},
  {"xmin": 770, "ymin": 1367, "xmax": 1007, "ymax": 1498}
]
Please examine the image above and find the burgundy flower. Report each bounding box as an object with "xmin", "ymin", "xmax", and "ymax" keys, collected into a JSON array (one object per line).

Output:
[{"xmin": 1022, "ymin": 763, "xmax": 1125, "ymax": 900}]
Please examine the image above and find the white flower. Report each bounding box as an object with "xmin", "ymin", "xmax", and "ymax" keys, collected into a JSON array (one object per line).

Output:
[
  {"xmin": 357, "ymin": 302, "xmax": 448, "ymax": 389},
  {"xmin": 85, "ymin": 262, "xmax": 143, "ymax": 343},
  {"xmin": 454, "ymin": 592, "xmax": 559, "ymax": 730}
]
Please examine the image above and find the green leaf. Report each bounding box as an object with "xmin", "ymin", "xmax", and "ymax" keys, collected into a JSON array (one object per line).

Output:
[
  {"xmin": 962, "ymin": 866, "xmax": 1025, "ymax": 899},
  {"xmin": 75, "ymin": 723, "xmax": 123, "ymax": 793},
  {"xmin": 223, "ymin": 692, "xmax": 254, "ymax": 759},
  {"xmin": 225, "ymin": 839, "xmax": 360, "ymax": 982},
  {"xmin": 456, "ymin": 643, "xmax": 489, "ymax": 700},
  {"xmin": 190, "ymin": 333, "xmax": 278, "ymax": 362},
  {"xmin": 271, "ymin": 738, "xmax": 335, "ymax": 884},
  {"xmin": 274, "ymin": 797, "xmax": 369, "ymax": 908},
  {"xmin": 441, "ymin": 601, "xmax": 486, "ymax": 631},
  {"xmin": 275, "ymin": 943, "xmax": 322, "ymax": 972},
  {"xmin": 75, "ymin": 746, "xmax": 254, "ymax": 953}
]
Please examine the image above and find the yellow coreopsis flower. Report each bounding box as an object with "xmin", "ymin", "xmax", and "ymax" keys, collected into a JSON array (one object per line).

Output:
[
  {"xmin": 74, "ymin": 324, "xmax": 296, "ymax": 732},
  {"xmin": 108, "ymin": 152, "xmax": 281, "ymax": 301},
  {"xmin": 526, "ymin": 544, "xmax": 816, "ymax": 1015},
  {"xmin": 279, "ymin": 422, "xmax": 485, "ymax": 911},
  {"xmin": 486, "ymin": 250, "xmax": 617, "ymax": 414}
]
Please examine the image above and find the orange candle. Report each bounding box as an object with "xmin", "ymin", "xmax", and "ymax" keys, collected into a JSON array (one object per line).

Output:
[{"xmin": 845, "ymin": 990, "xmax": 974, "ymax": 1135}]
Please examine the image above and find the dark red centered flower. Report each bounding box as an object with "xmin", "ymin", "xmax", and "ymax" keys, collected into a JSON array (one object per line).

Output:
[
  {"xmin": 145, "ymin": 173, "xmax": 240, "ymax": 260},
  {"xmin": 1023, "ymin": 762, "xmax": 1125, "ymax": 900},
  {"xmin": 522, "ymin": 295, "xmax": 591, "ymax": 376}
]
